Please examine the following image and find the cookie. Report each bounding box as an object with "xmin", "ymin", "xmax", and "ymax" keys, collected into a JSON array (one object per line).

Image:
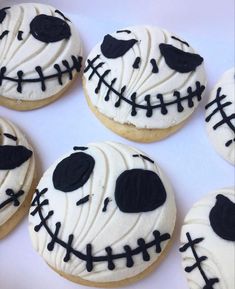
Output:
[
  {"xmin": 29, "ymin": 142, "xmax": 176, "ymax": 287},
  {"xmin": 205, "ymin": 68, "xmax": 235, "ymax": 165},
  {"xmin": 0, "ymin": 117, "xmax": 36, "ymax": 239},
  {"xmin": 83, "ymin": 25, "xmax": 206, "ymax": 142},
  {"xmin": 180, "ymin": 188, "xmax": 235, "ymax": 289},
  {"xmin": 0, "ymin": 3, "xmax": 83, "ymax": 110}
]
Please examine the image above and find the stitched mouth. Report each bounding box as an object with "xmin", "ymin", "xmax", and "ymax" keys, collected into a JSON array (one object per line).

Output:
[
  {"xmin": 84, "ymin": 55, "xmax": 205, "ymax": 118},
  {"xmin": 205, "ymin": 87, "xmax": 235, "ymax": 147},
  {"xmin": 0, "ymin": 55, "xmax": 82, "ymax": 94},
  {"xmin": 0, "ymin": 189, "xmax": 24, "ymax": 210},
  {"xmin": 30, "ymin": 188, "xmax": 171, "ymax": 272}
]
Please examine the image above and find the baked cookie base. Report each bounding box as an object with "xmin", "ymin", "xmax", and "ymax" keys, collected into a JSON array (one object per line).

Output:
[
  {"xmin": 0, "ymin": 171, "xmax": 37, "ymax": 239},
  {"xmin": 48, "ymin": 233, "xmax": 174, "ymax": 288},
  {"xmin": 0, "ymin": 73, "xmax": 78, "ymax": 111},
  {"xmin": 83, "ymin": 79, "xmax": 187, "ymax": 143}
]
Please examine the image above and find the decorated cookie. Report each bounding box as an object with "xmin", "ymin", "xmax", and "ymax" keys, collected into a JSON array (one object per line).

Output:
[
  {"xmin": 205, "ymin": 68, "xmax": 235, "ymax": 165},
  {"xmin": 0, "ymin": 117, "xmax": 36, "ymax": 239},
  {"xmin": 180, "ymin": 188, "xmax": 235, "ymax": 289},
  {"xmin": 29, "ymin": 142, "xmax": 176, "ymax": 287},
  {"xmin": 0, "ymin": 3, "xmax": 83, "ymax": 110},
  {"xmin": 83, "ymin": 25, "xmax": 206, "ymax": 142}
]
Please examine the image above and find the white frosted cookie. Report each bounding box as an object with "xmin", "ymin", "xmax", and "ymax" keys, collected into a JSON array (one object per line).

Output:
[
  {"xmin": 0, "ymin": 3, "xmax": 83, "ymax": 110},
  {"xmin": 180, "ymin": 188, "xmax": 235, "ymax": 289},
  {"xmin": 29, "ymin": 141, "xmax": 176, "ymax": 287},
  {"xmin": 83, "ymin": 25, "xmax": 206, "ymax": 142},
  {"xmin": 205, "ymin": 68, "xmax": 235, "ymax": 165},
  {"xmin": 0, "ymin": 117, "xmax": 36, "ymax": 239}
]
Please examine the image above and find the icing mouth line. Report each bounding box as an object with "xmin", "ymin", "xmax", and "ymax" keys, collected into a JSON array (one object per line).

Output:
[
  {"xmin": 84, "ymin": 55, "xmax": 205, "ymax": 118},
  {"xmin": 0, "ymin": 189, "xmax": 24, "ymax": 210},
  {"xmin": 0, "ymin": 55, "xmax": 82, "ymax": 93},
  {"xmin": 179, "ymin": 232, "xmax": 219, "ymax": 289},
  {"xmin": 205, "ymin": 87, "xmax": 235, "ymax": 147},
  {"xmin": 30, "ymin": 188, "xmax": 171, "ymax": 272}
]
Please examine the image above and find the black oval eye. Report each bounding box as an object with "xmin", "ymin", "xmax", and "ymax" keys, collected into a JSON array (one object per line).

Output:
[
  {"xmin": 0, "ymin": 145, "xmax": 32, "ymax": 170},
  {"xmin": 101, "ymin": 34, "xmax": 138, "ymax": 59},
  {"xmin": 53, "ymin": 152, "xmax": 95, "ymax": 192},
  {"xmin": 209, "ymin": 194, "xmax": 235, "ymax": 241},
  {"xmin": 0, "ymin": 7, "xmax": 10, "ymax": 24},
  {"xmin": 114, "ymin": 169, "xmax": 167, "ymax": 213},
  {"xmin": 30, "ymin": 14, "xmax": 71, "ymax": 43},
  {"xmin": 159, "ymin": 43, "xmax": 203, "ymax": 73}
]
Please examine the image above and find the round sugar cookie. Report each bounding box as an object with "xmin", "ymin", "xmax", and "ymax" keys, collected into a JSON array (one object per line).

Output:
[
  {"xmin": 29, "ymin": 141, "xmax": 176, "ymax": 287},
  {"xmin": 0, "ymin": 117, "xmax": 36, "ymax": 239},
  {"xmin": 205, "ymin": 68, "xmax": 235, "ymax": 165},
  {"xmin": 83, "ymin": 25, "xmax": 206, "ymax": 142},
  {"xmin": 180, "ymin": 188, "xmax": 235, "ymax": 289},
  {"xmin": 0, "ymin": 3, "xmax": 83, "ymax": 110}
]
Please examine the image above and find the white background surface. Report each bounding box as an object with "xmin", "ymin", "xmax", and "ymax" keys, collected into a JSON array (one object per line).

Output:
[{"xmin": 0, "ymin": 0, "xmax": 234, "ymax": 289}]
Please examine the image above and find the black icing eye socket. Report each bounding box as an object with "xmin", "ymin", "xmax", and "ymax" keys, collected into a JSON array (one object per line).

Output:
[
  {"xmin": 159, "ymin": 43, "xmax": 203, "ymax": 73},
  {"xmin": 209, "ymin": 194, "xmax": 235, "ymax": 241},
  {"xmin": 114, "ymin": 169, "xmax": 167, "ymax": 213},
  {"xmin": 0, "ymin": 145, "xmax": 32, "ymax": 170},
  {"xmin": 53, "ymin": 152, "xmax": 95, "ymax": 192},
  {"xmin": 101, "ymin": 34, "xmax": 138, "ymax": 59},
  {"xmin": 30, "ymin": 14, "xmax": 71, "ymax": 43},
  {"xmin": 0, "ymin": 7, "xmax": 10, "ymax": 24}
]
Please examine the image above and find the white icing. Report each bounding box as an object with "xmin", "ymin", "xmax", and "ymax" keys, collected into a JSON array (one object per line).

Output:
[
  {"xmin": 28, "ymin": 141, "xmax": 176, "ymax": 283},
  {"xmin": 0, "ymin": 3, "xmax": 82, "ymax": 101},
  {"xmin": 84, "ymin": 25, "xmax": 206, "ymax": 129},
  {"xmin": 206, "ymin": 68, "xmax": 235, "ymax": 165},
  {"xmin": 0, "ymin": 117, "xmax": 35, "ymax": 226},
  {"xmin": 180, "ymin": 188, "xmax": 235, "ymax": 289}
]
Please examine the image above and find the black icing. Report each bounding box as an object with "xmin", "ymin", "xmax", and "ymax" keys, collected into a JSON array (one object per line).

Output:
[
  {"xmin": 0, "ymin": 7, "xmax": 10, "ymax": 24},
  {"xmin": 209, "ymin": 194, "xmax": 235, "ymax": 241},
  {"xmin": 159, "ymin": 43, "xmax": 203, "ymax": 73},
  {"xmin": 0, "ymin": 145, "xmax": 32, "ymax": 170},
  {"xmin": 115, "ymin": 169, "xmax": 166, "ymax": 213},
  {"xmin": 101, "ymin": 34, "xmax": 138, "ymax": 59},
  {"xmin": 30, "ymin": 14, "xmax": 71, "ymax": 43},
  {"xmin": 31, "ymin": 188, "xmax": 171, "ymax": 271},
  {"xmin": 53, "ymin": 152, "xmax": 95, "ymax": 192}
]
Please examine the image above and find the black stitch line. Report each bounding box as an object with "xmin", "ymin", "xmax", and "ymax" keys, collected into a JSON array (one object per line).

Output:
[
  {"xmin": 132, "ymin": 154, "xmax": 154, "ymax": 164},
  {"xmin": 0, "ymin": 55, "xmax": 82, "ymax": 93},
  {"xmin": 171, "ymin": 36, "xmax": 190, "ymax": 47},
  {"xmin": 84, "ymin": 55, "xmax": 205, "ymax": 117},
  {"xmin": 205, "ymin": 87, "xmax": 235, "ymax": 147},
  {"xmin": 0, "ymin": 189, "xmax": 24, "ymax": 210},
  {"xmin": 17, "ymin": 30, "xmax": 23, "ymax": 41},
  {"xmin": 0, "ymin": 30, "xmax": 9, "ymax": 40},
  {"xmin": 179, "ymin": 232, "xmax": 219, "ymax": 289},
  {"xmin": 55, "ymin": 10, "xmax": 71, "ymax": 22},
  {"xmin": 30, "ymin": 188, "xmax": 171, "ymax": 271}
]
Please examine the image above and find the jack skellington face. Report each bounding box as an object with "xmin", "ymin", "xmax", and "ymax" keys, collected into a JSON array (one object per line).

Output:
[
  {"xmin": 0, "ymin": 3, "xmax": 82, "ymax": 105},
  {"xmin": 84, "ymin": 25, "xmax": 206, "ymax": 129},
  {"xmin": 0, "ymin": 118, "xmax": 35, "ymax": 238},
  {"xmin": 180, "ymin": 188, "xmax": 235, "ymax": 289},
  {"xmin": 29, "ymin": 142, "xmax": 176, "ymax": 285}
]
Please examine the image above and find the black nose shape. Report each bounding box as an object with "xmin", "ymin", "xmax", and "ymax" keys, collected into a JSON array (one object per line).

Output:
[
  {"xmin": 0, "ymin": 145, "xmax": 32, "ymax": 170},
  {"xmin": 30, "ymin": 14, "xmax": 71, "ymax": 43},
  {"xmin": 101, "ymin": 34, "xmax": 138, "ymax": 59},
  {"xmin": 115, "ymin": 169, "xmax": 167, "ymax": 213}
]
